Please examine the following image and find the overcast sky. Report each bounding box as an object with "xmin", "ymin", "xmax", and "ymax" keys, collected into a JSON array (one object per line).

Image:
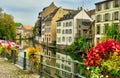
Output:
[{"xmin": 0, "ymin": 0, "xmax": 103, "ymax": 26}]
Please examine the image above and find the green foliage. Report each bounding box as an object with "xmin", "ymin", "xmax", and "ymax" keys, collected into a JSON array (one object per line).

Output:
[
  {"xmin": 104, "ymin": 23, "xmax": 119, "ymax": 40},
  {"xmin": 0, "ymin": 8, "xmax": 17, "ymax": 40},
  {"xmin": 90, "ymin": 66, "xmax": 102, "ymax": 78},
  {"xmin": 64, "ymin": 36, "xmax": 90, "ymax": 53},
  {"xmin": 33, "ymin": 23, "xmax": 37, "ymax": 38},
  {"xmin": 15, "ymin": 22, "xmax": 23, "ymax": 27},
  {"xmin": 78, "ymin": 64, "xmax": 88, "ymax": 77},
  {"xmin": 52, "ymin": 41, "xmax": 56, "ymax": 46},
  {"xmin": 101, "ymin": 52, "xmax": 120, "ymax": 77}
]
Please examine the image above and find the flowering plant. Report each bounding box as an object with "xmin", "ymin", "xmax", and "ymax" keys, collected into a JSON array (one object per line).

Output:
[
  {"xmin": 27, "ymin": 46, "xmax": 42, "ymax": 72},
  {"xmin": 85, "ymin": 39, "xmax": 120, "ymax": 77},
  {"xmin": 85, "ymin": 39, "xmax": 120, "ymax": 66}
]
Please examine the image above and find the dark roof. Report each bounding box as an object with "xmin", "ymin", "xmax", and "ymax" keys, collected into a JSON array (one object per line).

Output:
[
  {"xmin": 57, "ymin": 10, "xmax": 80, "ymax": 21},
  {"xmin": 44, "ymin": 8, "xmax": 59, "ymax": 22},
  {"xmin": 87, "ymin": 9, "xmax": 95, "ymax": 17},
  {"xmin": 95, "ymin": 0, "xmax": 114, "ymax": 5},
  {"xmin": 63, "ymin": 8, "xmax": 75, "ymax": 12}
]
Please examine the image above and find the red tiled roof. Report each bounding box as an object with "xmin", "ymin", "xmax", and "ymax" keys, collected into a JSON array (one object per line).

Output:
[{"xmin": 23, "ymin": 26, "xmax": 33, "ymax": 30}]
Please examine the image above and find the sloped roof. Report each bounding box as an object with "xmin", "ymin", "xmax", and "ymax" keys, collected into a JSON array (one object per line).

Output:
[
  {"xmin": 23, "ymin": 26, "xmax": 33, "ymax": 30},
  {"xmin": 87, "ymin": 9, "xmax": 95, "ymax": 17},
  {"xmin": 57, "ymin": 10, "xmax": 80, "ymax": 21},
  {"xmin": 43, "ymin": 2, "xmax": 57, "ymax": 11},
  {"xmin": 44, "ymin": 8, "xmax": 59, "ymax": 22}
]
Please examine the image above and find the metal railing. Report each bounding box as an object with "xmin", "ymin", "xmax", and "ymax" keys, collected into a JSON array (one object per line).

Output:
[
  {"xmin": 0, "ymin": 49, "xmax": 88, "ymax": 78},
  {"xmin": 39, "ymin": 54, "xmax": 86, "ymax": 78}
]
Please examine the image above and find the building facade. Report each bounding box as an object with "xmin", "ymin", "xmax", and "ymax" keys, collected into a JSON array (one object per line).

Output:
[
  {"xmin": 95, "ymin": 0, "xmax": 120, "ymax": 46},
  {"xmin": 43, "ymin": 7, "xmax": 73, "ymax": 44},
  {"xmin": 56, "ymin": 8, "xmax": 93, "ymax": 46}
]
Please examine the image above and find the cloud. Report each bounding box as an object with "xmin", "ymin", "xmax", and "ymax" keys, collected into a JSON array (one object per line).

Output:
[{"xmin": 0, "ymin": 0, "xmax": 103, "ymax": 26}]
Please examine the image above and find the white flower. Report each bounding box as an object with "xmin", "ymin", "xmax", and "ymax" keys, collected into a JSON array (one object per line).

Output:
[
  {"xmin": 106, "ymin": 75, "xmax": 109, "ymax": 78},
  {"xmin": 87, "ymin": 67, "xmax": 90, "ymax": 70},
  {"xmin": 100, "ymin": 75, "xmax": 103, "ymax": 78}
]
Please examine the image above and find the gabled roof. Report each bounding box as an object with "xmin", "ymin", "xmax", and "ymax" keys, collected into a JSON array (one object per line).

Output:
[
  {"xmin": 43, "ymin": 2, "xmax": 57, "ymax": 11},
  {"xmin": 57, "ymin": 10, "xmax": 80, "ymax": 21}
]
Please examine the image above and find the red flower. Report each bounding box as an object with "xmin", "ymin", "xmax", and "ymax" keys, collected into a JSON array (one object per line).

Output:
[
  {"xmin": 85, "ymin": 39, "xmax": 120, "ymax": 66},
  {"xmin": 7, "ymin": 44, "xmax": 11, "ymax": 51}
]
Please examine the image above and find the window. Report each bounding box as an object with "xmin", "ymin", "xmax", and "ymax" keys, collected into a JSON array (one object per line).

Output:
[
  {"xmin": 62, "ymin": 36, "xmax": 65, "ymax": 42},
  {"xmin": 57, "ymin": 22, "xmax": 61, "ymax": 27},
  {"xmin": 69, "ymin": 22, "xmax": 72, "ymax": 26},
  {"xmin": 104, "ymin": 2, "xmax": 110, "ymax": 9},
  {"xmin": 96, "ymin": 4, "xmax": 101, "ymax": 11},
  {"xmin": 96, "ymin": 15, "xmax": 102, "ymax": 22},
  {"xmin": 63, "ymin": 23, "xmax": 65, "ymax": 27},
  {"xmin": 66, "ymin": 22, "xmax": 68, "ymax": 27},
  {"xmin": 113, "ymin": 0, "xmax": 119, "ymax": 7},
  {"xmin": 68, "ymin": 59, "xmax": 71, "ymax": 65},
  {"xmin": 96, "ymin": 25, "xmax": 100, "ymax": 34},
  {"xmin": 113, "ymin": 12, "xmax": 119, "ymax": 20},
  {"xmin": 62, "ymin": 57, "xmax": 65, "ymax": 62},
  {"xmin": 62, "ymin": 30, "xmax": 65, "ymax": 34},
  {"xmin": 56, "ymin": 69, "xmax": 60, "ymax": 75},
  {"xmin": 69, "ymin": 37, "xmax": 72, "ymax": 42},
  {"xmin": 61, "ymin": 64, "xmax": 64, "ymax": 69},
  {"xmin": 57, "ymin": 29, "xmax": 61, "ymax": 33},
  {"xmin": 82, "ymin": 21, "xmax": 91, "ymax": 26},
  {"xmin": 104, "ymin": 24, "xmax": 109, "ymax": 33},
  {"xmin": 49, "ymin": 38, "xmax": 51, "ymax": 41},
  {"xmin": 96, "ymin": 38, "xmax": 100, "ymax": 44},
  {"xmin": 57, "ymin": 37, "xmax": 61, "ymax": 42},
  {"xmin": 69, "ymin": 29, "xmax": 72, "ymax": 34},
  {"xmin": 104, "ymin": 13, "xmax": 110, "ymax": 21},
  {"xmin": 66, "ymin": 29, "xmax": 68, "ymax": 34}
]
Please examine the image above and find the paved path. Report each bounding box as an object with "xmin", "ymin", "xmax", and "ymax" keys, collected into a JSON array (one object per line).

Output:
[{"xmin": 0, "ymin": 57, "xmax": 38, "ymax": 78}]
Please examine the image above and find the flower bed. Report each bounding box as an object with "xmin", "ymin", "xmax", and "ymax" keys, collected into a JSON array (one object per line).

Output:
[
  {"xmin": 0, "ymin": 40, "xmax": 19, "ymax": 61},
  {"xmin": 85, "ymin": 39, "xmax": 120, "ymax": 77}
]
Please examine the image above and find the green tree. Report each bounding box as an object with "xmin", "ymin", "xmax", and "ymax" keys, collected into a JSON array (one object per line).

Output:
[
  {"xmin": 0, "ymin": 8, "xmax": 17, "ymax": 40},
  {"xmin": 64, "ymin": 36, "xmax": 90, "ymax": 53},
  {"xmin": 103, "ymin": 23, "xmax": 120, "ymax": 43},
  {"xmin": 33, "ymin": 23, "xmax": 37, "ymax": 38},
  {"xmin": 15, "ymin": 22, "xmax": 23, "ymax": 27}
]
